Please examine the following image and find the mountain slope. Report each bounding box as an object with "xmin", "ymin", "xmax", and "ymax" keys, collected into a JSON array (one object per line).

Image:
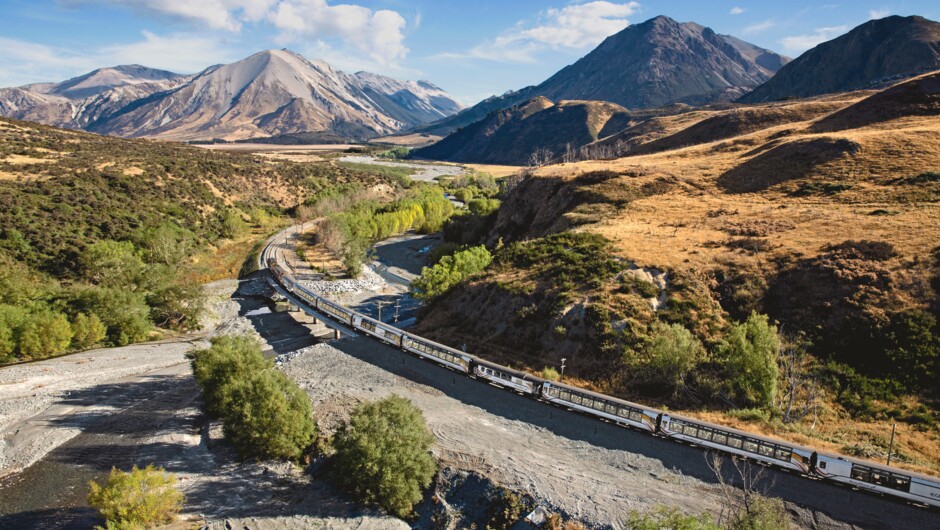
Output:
[
  {"xmin": 413, "ymin": 98, "xmax": 632, "ymax": 164},
  {"xmin": 413, "ymin": 15, "xmax": 788, "ymax": 137},
  {"xmin": 740, "ymin": 15, "xmax": 940, "ymax": 103},
  {"xmin": 0, "ymin": 50, "xmax": 464, "ymax": 142}
]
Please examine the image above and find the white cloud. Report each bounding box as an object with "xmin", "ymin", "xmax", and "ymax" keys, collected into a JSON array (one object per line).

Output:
[
  {"xmin": 729, "ymin": 7, "xmax": 745, "ymax": 15},
  {"xmin": 0, "ymin": 32, "xmax": 235, "ymax": 87},
  {"xmin": 104, "ymin": 0, "xmax": 276, "ymax": 31},
  {"xmin": 869, "ymin": 8, "xmax": 892, "ymax": 19},
  {"xmin": 269, "ymin": 0, "xmax": 408, "ymax": 66},
  {"xmin": 742, "ymin": 19, "xmax": 775, "ymax": 34},
  {"xmin": 436, "ymin": 1, "xmax": 640, "ymax": 63},
  {"xmin": 779, "ymin": 25, "xmax": 849, "ymax": 53},
  {"xmin": 97, "ymin": 0, "xmax": 409, "ymax": 67}
]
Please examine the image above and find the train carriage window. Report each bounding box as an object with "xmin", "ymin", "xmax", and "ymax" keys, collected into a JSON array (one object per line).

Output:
[
  {"xmin": 605, "ymin": 404, "xmax": 618, "ymax": 415},
  {"xmin": 775, "ymin": 448, "xmax": 792, "ymax": 461},
  {"xmin": 743, "ymin": 440, "xmax": 759, "ymax": 453},
  {"xmin": 758, "ymin": 445, "xmax": 774, "ymax": 457},
  {"xmin": 851, "ymin": 466, "xmax": 872, "ymax": 482},
  {"xmin": 698, "ymin": 428, "xmax": 713, "ymax": 441},
  {"xmin": 713, "ymin": 434, "xmax": 728, "ymax": 445},
  {"xmin": 889, "ymin": 475, "xmax": 911, "ymax": 491},
  {"xmin": 727, "ymin": 436, "xmax": 743, "ymax": 449}
]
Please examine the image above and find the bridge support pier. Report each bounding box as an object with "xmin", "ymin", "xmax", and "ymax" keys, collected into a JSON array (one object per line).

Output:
[{"xmin": 334, "ymin": 329, "xmax": 340, "ymax": 339}]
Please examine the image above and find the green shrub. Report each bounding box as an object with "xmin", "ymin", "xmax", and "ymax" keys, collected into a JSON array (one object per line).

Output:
[
  {"xmin": 718, "ymin": 312, "xmax": 779, "ymax": 409},
  {"xmin": 189, "ymin": 335, "xmax": 316, "ymax": 460},
  {"xmin": 188, "ymin": 335, "xmax": 270, "ymax": 417},
  {"xmin": 80, "ymin": 240, "xmax": 145, "ymax": 288},
  {"xmin": 71, "ymin": 313, "xmax": 107, "ymax": 350},
  {"xmin": 69, "ymin": 287, "xmax": 152, "ymax": 346},
  {"xmin": 333, "ymin": 395, "xmax": 437, "ymax": 517},
  {"xmin": 485, "ymin": 487, "xmax": 532, "ymax": 530},
  {"xmin": 727, "ymin": 494, "xmax": 791, "ymax": 530},
  {"xmin": 0, "ymin": 304, "xmax": 28, "ymax": 362},
  {"xmin": 412, "ymin": 245, "xmax": 493, "ymax": 299},
  {"xmin": 626, "ymin": 506, "xmax": 720, "ymax": 530},
  {"xmin": 87, "ymin": 464, "xmax": 184, "ymax": 530},
  {"xmin": 453, "ymin": 187, "xmax": 474, "ymax": 203},
  {"xmin": 18, "ymin": 308, "xmax": 73, "ymax": 359},
  {"xmin": 468, "ymin": 197, "xmax": 501, "ymax": 216},
  {"xmin": 727, "ymin": 408, "xmax": 772, "ymax": 423},
  {"xmin": 541, "ymin": 366, "xmax": 561, "ymax": 381},
  {"xmin": 638, "ymin": 322, "xmax": 706, "ymax": 398},
  {"xmin": 220, "ymin": 208, "xmax": 249, "ymax": 238},
  {"xmin": 222, "ymin": 369, "xmax": 317, "ymax": 460}
]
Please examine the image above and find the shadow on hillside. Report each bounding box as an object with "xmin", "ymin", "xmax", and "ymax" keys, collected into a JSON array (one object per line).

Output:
[{"xmin": 716, "ymin": 137, "xmax": 860, "ymax": 193}]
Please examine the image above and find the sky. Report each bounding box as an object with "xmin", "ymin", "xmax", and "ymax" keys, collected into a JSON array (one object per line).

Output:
[{"xmin": 1, "ymin": 1, "xmax": 938, "ymax": 105}]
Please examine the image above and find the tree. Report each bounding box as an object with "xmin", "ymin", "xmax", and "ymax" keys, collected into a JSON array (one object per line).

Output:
[
  {"xmin": 0, "ymin": 304, "xmax": 27, "ymax": 362},
  {"xmin": 80, "ymin": 240, "xmax": 145, "ymax": 289},
  {"xmin": 137, "ymin": 223, "xmax": 194, "ymax": 266},
  {"xmin": 412, "ymin": 245, "xmax": 492, "ymax": 299},
  {"xmin": 220, "ymin": 208, "xmax": 249, "ymax": 239},
  {"xmin": 527, "ymin": 147, "xmax": 554, "ymax": 168},
  {"xmin": 718, "ymin": 313, "xmax": 780, "ymax": 409},
  {"xmin": 777, "ymin": 333, "xmax": 818, "ymax": 424},
  {"xmin": 333, "ymin": 395, "xmax": 437, "ymax": 517},
  {"xmin": 88, "ymin": 464, "xmax": 184, "ymax": 530},
  {"xmin": 71, "ymin": 313, "xmax": 107, "ymax": 350},
  {"xmin": 18, "ymin": 309, "xmax": 73, "ymax": 359},
  {"xmin": 706, "ymin": 452, "xmax": 791, "ymax": 530},
  {"xmin": 641, "ymin": 322, "xmax": 706, "ymax": 398},
  {"xmin": 222, "ymin": 369, "xmax": 317, "ymax": 460},
  {"xmin": 188, "ymin": 335, "xmax": 270, "ymax": 417},
  {"xmin": 70, "ymin": 287, "xmax": 152, "ymax": 346}
]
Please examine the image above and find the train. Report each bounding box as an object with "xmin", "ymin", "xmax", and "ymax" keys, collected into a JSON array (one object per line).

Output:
[{"xmin": 267, "ymin": 258, "xmax": 940, "ymax": 510}]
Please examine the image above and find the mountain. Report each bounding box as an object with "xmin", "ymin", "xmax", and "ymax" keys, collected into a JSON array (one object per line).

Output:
[
  {"xmin": 413, "ymin": 15, "xmax": 789, "ymax": 137},
  {"xmin": 740, "ymin": 15, "xmax": 940, "ymax": 103},
  {"xmin": 413, "ymin": 97, "xmax": 632, "ymax": 165},
  {"xmin": 0, "ymin": 50, "xmax": 464, "ymax": 142},
  {"xmin": 0, "ymin": 66, "xmax": 187, "ymax": 131}
]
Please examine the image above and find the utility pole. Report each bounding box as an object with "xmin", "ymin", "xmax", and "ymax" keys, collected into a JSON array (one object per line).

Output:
[
  {"xmin": 393, "ymin": 300, "xmax": 400, "ymax": 323},
  {"xmin": 560, "ymin": 358, "xmax": 567, "ymax": 382},
  {"xmin": 887, "ymin": 423, "xmax": 897, "ymax": 466},
  {"xmin": 376, "ymin": 301, "xmax": 387, "ymax": 322}
]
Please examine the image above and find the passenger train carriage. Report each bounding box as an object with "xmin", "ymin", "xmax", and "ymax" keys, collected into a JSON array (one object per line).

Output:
[
  {"xmin": 660, "ymin": 413, "xmax": 813, "ymax": 473},
  {"xmin": 541, "ymin": 381, "xmax": 660, "ymax": 433},
  {"xmin": 264, "ymin": 254, "xmax": 940, "ymax": 510}
]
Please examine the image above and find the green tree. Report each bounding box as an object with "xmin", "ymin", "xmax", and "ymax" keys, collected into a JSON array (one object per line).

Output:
[
  {"xmin": 71, "ymin": 313, "xmax": 107, "ymax": 350},
  {"xmin": 0, "ymin": 304, "xmax": 28, "ymax": 362},
  {"xmin": 412, "ymin": 245, "xmax": 493, "ymax": 299},
  {"xmin": 69, "ymin": 287, "xmax": 152, "ymax": 346},
  {"xmin": 220, "ymin": 208, "xmax": 249, "ymax": 239},
  {"xmin": 80, "ymin": 240, "xmax": 146, "ymax": 289},
  {"xmin": 640, "ymin": 322, "xmax": 705, "ymax": 398},
  {"xmin": 137, "ymin": 223, "xmax": 194, "ymax": 266},
  {"xmin": 727, "ymin": 495, "xmax": 791, "ymax": 530},
  {"xmin": 188, "ymin": 335, "xmax": 270, "ymax": 417},
  {"xmin": 467, "ymin": 197, "xmax": 501, "ymax": 216},
  {"xmin": 718, "ymin": 313, "xmax": 780, "ymax": 409},
  {"xmin": 333, "ymin": 395, "xmax": 437, "ymax": 517},
  {"xmin": 87, "ymin": 464, "xmax": 184, "ymax": 530},
  {"xmin": 222, "ymin": 369, "xmax": 317, "ymax": 460},
  {"xmin": 18, "ymin": 309, "xmax": 73, "ymax": 359}
]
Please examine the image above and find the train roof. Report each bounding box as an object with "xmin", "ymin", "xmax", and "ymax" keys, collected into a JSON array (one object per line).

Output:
[
  {"xmin": 544, "ymin": 380, "xmax": 664, "ymax": 416},
  {"xmin": 402, "ymin": 331, "xmax": 473, "ymax": 360},
  {"xmin": 814, "ymin": 449, "xmax": 940, "ymax": 484},
  {"xmin": 665, "ymin": 410, "xmax": 817, "ymax": 453},
  {"xmin": 472, "ymin": 357, "xmax": 547, "ymax": 383}
]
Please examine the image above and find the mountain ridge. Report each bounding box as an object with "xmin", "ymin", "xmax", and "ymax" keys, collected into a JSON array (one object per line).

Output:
[{"xmin": 0, "ymin": 49, "xmax": 464, "ymax": 142}]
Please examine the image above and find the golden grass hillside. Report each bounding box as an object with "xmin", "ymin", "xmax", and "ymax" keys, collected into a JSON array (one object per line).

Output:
[{"xmin": 416, "ymin": 73, "xmax": 940, "ymax": 476}]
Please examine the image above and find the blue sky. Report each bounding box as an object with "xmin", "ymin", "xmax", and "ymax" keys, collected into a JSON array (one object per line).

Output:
[{"xmin": 1, "ymin": 1, "xmax": 938, "ymax": 105}]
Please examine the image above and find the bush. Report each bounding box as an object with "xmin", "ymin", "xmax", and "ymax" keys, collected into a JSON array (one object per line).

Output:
[
  {"xmin": 727, "ymin": 494, "xmax": 790, "ymax": 530},
  {"xmin": 189, "ymin": 335, "xmax": 316, "ymax": 460},
  {"xmin": 541, "ymin": 366, "xmax": 561, "ymax": 381},
  {"xmin": 626, "ymin": 506, "xmax": 720, "ymax": 530},
  {"xmin": 80, "ymin": 240, "xmax": 145, "ymax": 288},
  {"xmin": 220, "ymin": 208, "xmax": 249, "ymax": 239},
  {"xmin": 467, "ymin": 197, "xmax": 501, "ymax": 216},
  {"xmin": 412, "ymin": 245, "xmax": 493, "ymax": 299},
  {"xmin": 69, "ymin": 287, "xmax": 152, "ymax": 346},
  {"xmin": 222, "ymin": 369, "xmax": 317, "ymax": 460},
  {"xmin": 18, "ymin": 308, "xmax": 73, "ymax": 359},
  {"xmin": 638, "ymin": 322, "xmax": 705, "ymax": 397},
  {"xmin": 485, "ymin": 487, "xmax": 532, "ymax": 530},
  {"xmin": 718, "ymin": 313, "xmax": 779, "ymax": 409},
  {"xmin": 188, "ymin": 335, "xmax": 271, "ymax": 417},
  {"xmin": 71, "ymin": 313, "xmax": 108, "ymax": 350},
  {"xmin": 332, "ymin": 395, "xmax": 437, "ymax": 517},
  {"xmin": 87, "ymin": 464, "xmax": 184, "ymax": 530}
]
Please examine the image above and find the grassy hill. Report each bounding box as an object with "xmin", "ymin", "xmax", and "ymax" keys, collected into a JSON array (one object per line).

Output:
[
  {"xmin": 0, "ymin": 118, "xmax": 400, "ymax": 361},
  {"xmin": 414, "ymin": 72, "xmax": 940, "ymax": 475}
]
